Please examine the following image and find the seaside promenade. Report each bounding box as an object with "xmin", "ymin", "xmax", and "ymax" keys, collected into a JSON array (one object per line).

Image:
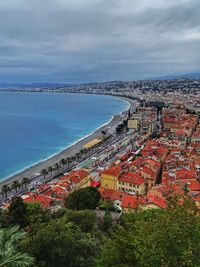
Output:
[
  {"xmin": 0, "ymin": 98, "xmax": 137, "ymax": 204},
  {"xmin": 1, "ymin": 88, "xmax": 199, "ymax": 213},
  {"xmin": 0, "ymin": 128, "xmax": 138, "ymax": 204}
]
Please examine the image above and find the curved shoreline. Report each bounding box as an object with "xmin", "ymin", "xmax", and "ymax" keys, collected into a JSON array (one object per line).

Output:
[{"xmin": 0, "ymin": 94, "xmax": 132, "ymax": 187}]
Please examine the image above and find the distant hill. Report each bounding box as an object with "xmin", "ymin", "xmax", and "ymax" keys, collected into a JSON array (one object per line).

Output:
[
  {"xmin": 0, "ymin": 73, "xmax": 200, "ymax": 89},
  {"xmin": 155, "ymin": 72, "xmax": 200, "ymax": 80},
  {"xmin": 0, "ymin": 83, "xmax": 69, "ymax": 89}
]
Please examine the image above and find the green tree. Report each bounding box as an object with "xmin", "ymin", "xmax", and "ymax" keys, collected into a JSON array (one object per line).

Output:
[
  {"xmin": 0, "ymin": 226, "xmax": 35, "ymax": 267},
  {"xmin": 8, "ymin": 197, "xmax": 28, "ymax": 229},
  {"xmin": 54, "ymin": 163, "xmax": 60, "ymax": 172},
  {"xmin": 75, "ymin": 152, "xmax": 81, "ymax": 161},
  {"xmin": 79, "ymin": 149, "xmax": 84, "ymax": 157},
  {"xmin": 52, "ymin": 208, "xmax": 66, "ymax": 219},
  {"xmin": 40, "ymin": 168, "xmax": 48, "ymax": 179},
  {"xmin": 0, "ymin": 208, "xmax": 9, "ymax": 228},
  {"xmin": 22, "ymin": 177, "xmax": 29, "ymax": 189},
  {"xmin": 71, "ymin": 156, "xmax": 76, "ymax": 162},
  {"xmin": 21, "ymin": 220, "xmax": 99, "ymax": 267},
  {"xmin": 97, "ymin": 197, "xmax": 200, "ymax": 267},
  {"xmin": 48, "ymin": 166, "xmax": 54, "ymax": 176},
  {"xmin": 116, "ymin": 123, "xmax": 124, "ymax": 134},
  {"xmin": 65, "ymin": 210, "xmax": 97, "ymax": 232},
  {"xmin": 26, "ymin": 203, "xmax": 52, "ymax": 226},
  {"xmin": 102, "ymin": 211, "xmax": 113, "ymax": 232},
  {"xmin": 60, "ymin": 158, "xmax": 66, "ymax": 169},
  {"xmin": 101, "ymin": 130, "xmax": 107, "ymax": 139},
  {"xmin": 65, "ymin": 186, "xmax": 101, "ymax": 210},
  {"xmin": 1, "ymin": 184, "xmax": 10, "ymax": 198},
  {"xmin": 99, "ymin": 200, "xmax": 115, "ymax": 211},
  {"xmin": 65, "ymin": 157, "xmax": 70, "ymax": 166},
  {"xmin": 11, "ymin": 180, "xmax": 20, "ymax": 193}
]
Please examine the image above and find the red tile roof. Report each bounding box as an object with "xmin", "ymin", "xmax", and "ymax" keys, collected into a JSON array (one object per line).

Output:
[
  {"xmin": 23, "ymin": 193, "xmax": 54, "ymax": 209},
  {"xmin": 145, "ymin": 159, "xmax": 161, "ymax": 169},
  {"xmin": 121, "ymin": 195, "xmax": 140, "ymax": 209},
  {"xmin": 101, "ymin": 165, "xmax": 122, "ymax": 177},
  {"xmin": 140, "ymin": 165, "xmax": 157, "ymax": 180},
  {"xmin": 42, "ymin": 186, "xmax": 68, "ymax": 199},
  {"xmin": 99, "ymin": 188, "xmax": 129, "ymax": 201},
  {"xmin": 194, "ymin": 158, "xmax": 200, "ymax": 165},
  {"xmin": 192, "ymin": 131, "xmax": 200, "ymax": 138},
  {"xmin": 60, "ymin": 169, "xmax": 89, "ymax": 185},
  {"xmin": 175, "ymin": 130, "xmax": 188, "ymax": 136},
  {"xmin": 119, "ymin": 172, "xmax": 145, "ymax": 185},
  {"xmin": 182, "ymin": 180, "xmax": 200, "ymax": 192},
  {"xmin": 146, "ymin": 195, "xmax": 167, "ymax": 208},
  {"xmin": 176, "ymin": 168, "xmax": 197, "ymax": 180},
  {"xmin": 91, "ymin": 180, "xmax": 100, "ymax": 187},
  {"xmin": 129, "ymin": 158, "xmax": 143, "ymax": 168},
  {"xmin": 163, "ymin": 117, "xmax": 177, "ymax": 123},
  {"xmin": 157, "ymin": 147, "xmax": 169, "ymax": 158},
  {"xmin": 37, "ymin": 183, "xmax": 51, "ymax": 193}
]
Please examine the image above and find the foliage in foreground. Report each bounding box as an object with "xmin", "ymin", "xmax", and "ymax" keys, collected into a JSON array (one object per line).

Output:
[
  {"xmin": 65, "ymin": 186, "xmax": 101, "ymax": 210},
  {"xmin": 0, "ymin": 195, "xmax": 200, "ymax": 267},
  {"xmin": 0, "ymin": 227, "xmax": 34, "ymax": 267},
  {"xmin": 21, "ymin": 220, "xmax": 99, "ymax": 267},
  {"xmin": 97, "ymin": 197, "xmax": 200, "ymax": 267}
]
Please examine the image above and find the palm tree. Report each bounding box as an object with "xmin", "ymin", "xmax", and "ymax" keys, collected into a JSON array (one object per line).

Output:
[
  {"xmin": 54, "ymin": 163, "xmax": 60, "ymax": 173},
  {"xmin": 68, "ymin": 157, "xmax": 73, "ymax": 165},
  {"xmin": 22, "ymin": 177, "xmax": 29, "ymax": 189},
  {"xmin": 75, "ymin": 152, "xmax": 80, "ymax": 161},
  {"xmin": 48, "ymin": 166, "xmax": 53, "ymax": 176},
  {"xmin": 1, "ymin": 184, "xmax": 10, "ymax": 198},
  {"xmin": 65, "ymin": 158, "xmax": 70, "ymax": 166},
  {"xmin": 60, "ymin": 158, "xmax": 66, "ymax": 169},
  {"xmin": 81, "ymin": 148, "xmax": 87, "ymax": 156},
  {"xmin": 101, "ymin": 129, "xmax": 107, "ymax": 139},
  {"xmin": 79, "ymin": 148, "xmax": 84, "ymax": 155},
  {"xmin": 72, "ymin": 155, "xmax": 76, "ymax": 162},
  {"xmin": 0, "ymin": 226, "xmax": 35, "ymax": 267},
  {"xmin": 79, "ymin": 149, "xmax": 86, "ymax": 159},
  {"xmin": 40, "ymin": 169, "xmax": 48, "ymax": 179},
  {"xmin": 11, "ymin": 180, "xmax": 20, "ymax": 193},
  {"xmin": 130, "ymin": 139, "xmax": 134, "ymax": 149}
]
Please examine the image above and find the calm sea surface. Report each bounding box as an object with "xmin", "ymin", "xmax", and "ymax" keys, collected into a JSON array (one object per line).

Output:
[{"xmin": 0, "ymin": 92, "xmax": 129, "ymax": 180}]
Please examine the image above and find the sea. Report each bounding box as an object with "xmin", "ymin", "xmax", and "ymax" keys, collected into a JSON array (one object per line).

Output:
[{"xmin": 0, "ymin": 92, "xmax": 129, "ymax": 180}]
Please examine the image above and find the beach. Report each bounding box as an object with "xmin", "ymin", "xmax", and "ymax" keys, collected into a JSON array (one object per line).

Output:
[{"xmin": 0, "ymin": 96, "xmax": 134, "ymax": 187}]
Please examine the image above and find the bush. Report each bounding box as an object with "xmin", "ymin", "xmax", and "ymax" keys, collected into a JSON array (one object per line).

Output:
[{"xmin": 65, "ymin": 186, "xmax": 101, "ymax": 210}]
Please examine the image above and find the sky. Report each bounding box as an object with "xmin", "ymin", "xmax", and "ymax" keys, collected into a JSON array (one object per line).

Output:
[{"xmin": 0, "ymin": 0, "xmax": 200, "ymax": 83}]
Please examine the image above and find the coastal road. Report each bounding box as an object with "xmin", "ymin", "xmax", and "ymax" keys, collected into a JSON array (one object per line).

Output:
[{"xmin": 0, "ymin": 130, "xmax": 135, "ymax": 204}]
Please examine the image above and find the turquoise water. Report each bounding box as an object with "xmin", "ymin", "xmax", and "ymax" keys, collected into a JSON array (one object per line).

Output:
[{"xmin": 0, "ymin": 92, "xmax": 129, "ymax": 180}]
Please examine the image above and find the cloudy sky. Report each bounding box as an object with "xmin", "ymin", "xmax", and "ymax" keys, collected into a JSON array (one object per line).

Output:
[{"xmin": 0, "ymin": 0, "xmax": 200, "ymax": 83}]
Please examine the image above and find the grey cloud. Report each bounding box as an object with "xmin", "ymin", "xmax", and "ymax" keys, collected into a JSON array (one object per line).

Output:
[{"xmin": 0, "ymin": 0, "xmax": 199, "ymax": 83}]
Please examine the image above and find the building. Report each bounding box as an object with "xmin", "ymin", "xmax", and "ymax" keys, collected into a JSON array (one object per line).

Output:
[
  {"xmin": 128, "ymin": 119, "xmax": 140, "ymax": 130},
  {"xmin": 117, "ymin": 172, "xmax": 145, "ymax": 195},
  {"xmin": 60, "ymin": 169, "xmax": 91, "ymax": 190},
  {"xmin": 100, "ymin": 165, "xmax": 121, "ymax": 190}
]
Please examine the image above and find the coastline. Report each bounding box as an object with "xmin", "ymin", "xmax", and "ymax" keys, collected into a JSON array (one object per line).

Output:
[{"xmin": 0, "ymin": 95, "xmax": 132, "ymax": 187}]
